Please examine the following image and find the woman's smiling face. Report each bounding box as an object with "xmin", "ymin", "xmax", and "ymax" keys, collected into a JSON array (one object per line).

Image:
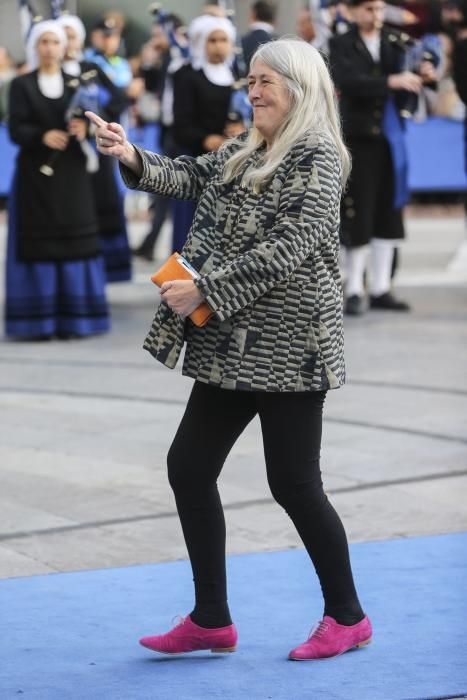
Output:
[{"xmin": 248, "ymin": 59, "xmax": 291, "ymax": 146}]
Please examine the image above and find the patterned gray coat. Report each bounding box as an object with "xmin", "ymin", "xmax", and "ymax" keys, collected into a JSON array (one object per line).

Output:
[{"xmin": 120, "ymin": 130, "xmax": 345, "ymax": 392}]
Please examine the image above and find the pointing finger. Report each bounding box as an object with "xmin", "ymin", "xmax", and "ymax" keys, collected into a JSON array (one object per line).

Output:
[{"xmin": 84, "ymin": 111, "xmax": 108, "ymax": 128}]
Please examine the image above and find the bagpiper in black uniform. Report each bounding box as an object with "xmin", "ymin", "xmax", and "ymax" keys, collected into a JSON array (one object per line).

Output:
[{"xmin": 329, "ymin": 0, "xmax": 421, "ymax": 315}]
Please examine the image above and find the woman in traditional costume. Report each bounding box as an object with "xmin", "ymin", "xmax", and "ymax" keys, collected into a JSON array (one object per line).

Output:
[
  {"xmin": 5, "ymin": 20, "xmax": 110, "ymax": 339},
  {"xmin": 170, "ymin": 14, "xmax": 244, "ymax": 251}
]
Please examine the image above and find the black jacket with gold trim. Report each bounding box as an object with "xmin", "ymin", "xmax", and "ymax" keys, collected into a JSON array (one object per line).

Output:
[{"xmin": 329, "ymin": 26, "xmax": 410, "ymax": 140}]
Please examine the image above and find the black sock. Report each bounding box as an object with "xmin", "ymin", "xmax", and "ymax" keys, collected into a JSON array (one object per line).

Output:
[
  {"xmin": 190, "ymin": 601, "xmax": 232, "ymax": 629},
  {"xmin": 324, "ymin": 601, "xmax": 365, "ymax": 626}
]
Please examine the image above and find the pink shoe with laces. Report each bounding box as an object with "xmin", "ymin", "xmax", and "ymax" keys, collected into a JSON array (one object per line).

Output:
[
  {"xmin": 139, "ymin": 615, "xmax": 238, "ymax": 655},
  {"xmin": 288, "ymin": 615, "xmax": 372, "ymax": 661}
]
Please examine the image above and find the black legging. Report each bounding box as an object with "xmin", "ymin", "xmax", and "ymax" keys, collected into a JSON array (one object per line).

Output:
[{"xmin": 167, "ymin": 381, "xmax": 364, "ymax": 627}]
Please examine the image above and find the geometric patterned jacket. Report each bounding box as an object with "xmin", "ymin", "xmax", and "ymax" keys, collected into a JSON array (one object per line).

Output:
[{"xmin": 120, "ymin": 130, "xmax": 345, "ymax": 392}]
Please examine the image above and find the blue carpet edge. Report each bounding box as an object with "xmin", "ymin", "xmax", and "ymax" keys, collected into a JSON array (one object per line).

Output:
[{"xmin": 2, "ymin": 529, "xmax": 466, "ymax": 583}]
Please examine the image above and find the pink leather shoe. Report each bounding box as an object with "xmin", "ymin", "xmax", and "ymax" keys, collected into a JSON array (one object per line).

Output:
[
  {"xmin": 139, "ymin": 615, "xmax": 238, "ymax": 655},
  {"xmin": 289, "ymin": 615, "xmax": 372, "ymax": 661}
]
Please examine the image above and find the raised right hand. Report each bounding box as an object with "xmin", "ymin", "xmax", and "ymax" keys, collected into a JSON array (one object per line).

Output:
[
  {"xmin": 42, "ymin": 129, "xmax": 69, "ymax": 150},
  {"xmin": 85, "ymin": 110, "xmax": 127, "ymax": 157},
  {"xmin": 84, "ymin": 110, "xmax": 141, "ymax": 174}
]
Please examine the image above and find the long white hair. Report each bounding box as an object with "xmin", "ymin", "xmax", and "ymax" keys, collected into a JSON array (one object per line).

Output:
[
  {"xmin": 57, "ymin": 15, "xmax": 86, "ymax": 49},
  {"xmin": 223, "ymin": 38, "xmax": 350, "ymax": 191}
]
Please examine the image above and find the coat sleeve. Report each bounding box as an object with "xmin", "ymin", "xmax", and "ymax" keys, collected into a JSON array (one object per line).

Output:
[
  {"xmin": 119, "ymin": 145, "xmax": 220, "ymax": 200},
  {"xmin": 8, "ymin": 77, "xmax": 47, "ymax": 147},
  {"xmin": 329, "ymin": 37, "xmax": 389, "ymax": 98},
  {"xmin": 194, "ymin": 142, "xmax": 340, "ymax": 322}
]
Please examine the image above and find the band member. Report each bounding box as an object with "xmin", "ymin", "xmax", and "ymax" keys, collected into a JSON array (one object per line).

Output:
[
  {"xmin": 132, "ymin": 12, "xmax": 187, "ymax": 261},
  {"xmin": 170, "ymin": 13, "xmax": 245, "ymax": 251},
  {"xmin": 330, "ymin": 0, "xmax": 435, "ymax": 315},
  {"xmin": 5, "ymin": 20, "xmax": 109, "ymax": 339},
  {"xmin": 58, "ymin": 14, "xmax": 132, "ymax": 283},
  {"xmin": 84, "ymin": 17, "xmax": 133, "ymax": 90}
]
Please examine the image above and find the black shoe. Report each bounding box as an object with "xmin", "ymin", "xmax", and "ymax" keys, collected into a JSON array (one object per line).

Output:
[
  {"xmin": 132, "ymin": 247, "xmax": 154, "ymax": 262},
  {"xmin": 369, "ymin": 292, "xmax": 410, "ymax": 311},
  {"xmin": 345, "ymin": 294, "xmax": 365, "ymax": 316}
]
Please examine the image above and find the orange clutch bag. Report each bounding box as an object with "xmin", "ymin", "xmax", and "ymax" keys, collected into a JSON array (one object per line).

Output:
[{"xmin": 151, "ymin": 252, "xmax": 213, "ymax": 327}]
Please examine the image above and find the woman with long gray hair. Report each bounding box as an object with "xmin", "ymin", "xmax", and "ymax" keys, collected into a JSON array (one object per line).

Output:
[{"xmin": 86, "ymin": 38, "xmax": 372, "ymax": 661}]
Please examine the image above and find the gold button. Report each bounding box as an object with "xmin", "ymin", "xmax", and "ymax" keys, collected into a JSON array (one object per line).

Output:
[
  {"xmin": 344, "ymin": 196, "xmax": 353, "ymax": 205},
  {"xmin": 346, "ymin": 208, "xmax": 356, "ymax": 218},
  {"xmin": 371, "ymin": 126, "xmax": 381, "ymax": 135},
  {"xmin": 374, "ymin": 110, "xmax": 382, "ymax": 118}
]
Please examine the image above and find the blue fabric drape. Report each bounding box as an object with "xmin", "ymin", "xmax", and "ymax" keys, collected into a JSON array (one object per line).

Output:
[{"xmin": 382, "ymin": 96, "xmax": 409, "ymax": 209}]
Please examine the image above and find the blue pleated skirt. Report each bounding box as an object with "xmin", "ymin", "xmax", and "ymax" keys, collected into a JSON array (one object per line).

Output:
[
  {"xmin": 100, "ymin": 231, "xmax": 131, "ymax": 283},
  {"xmin": 4, "ymin": 181, "xmax": 110, "ymax": 339}
]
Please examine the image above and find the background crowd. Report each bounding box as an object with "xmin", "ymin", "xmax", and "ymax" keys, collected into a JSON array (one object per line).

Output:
[{"xmin": 0, "ymin": 0, "xmax": 466, "ymax": 339}]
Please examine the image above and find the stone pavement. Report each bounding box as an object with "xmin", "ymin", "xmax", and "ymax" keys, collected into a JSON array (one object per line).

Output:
[{"xmin": 0, "ymin": 206, "xmax": 466, "ymax": 579}]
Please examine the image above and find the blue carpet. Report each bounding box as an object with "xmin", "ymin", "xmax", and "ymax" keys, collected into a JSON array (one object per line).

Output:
[{"xmin": 1, "ymin": 533, "xmax": 466, "ymax": 700}]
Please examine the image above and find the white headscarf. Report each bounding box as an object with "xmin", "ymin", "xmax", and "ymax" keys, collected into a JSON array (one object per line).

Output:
[
  {"xmin": 57, "ymin": 14, "xmax": 86, "ymax": 49},
  {"xmin": 188, "ymin": 14, "xmax": 236, "ymax": 86},
  {"xmin": 26, "ymin": 20, "xmax": 67, "ymax": 71},
  {"xmin": 57, "ymin": 15, "xmax": 86, "ymax": 74}
]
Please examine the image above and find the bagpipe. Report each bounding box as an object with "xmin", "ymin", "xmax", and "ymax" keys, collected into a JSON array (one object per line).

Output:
[
  {"xmin": 18, "ymin": 0, "xmax": 67, "ymax": 35},
  {"xmin": 148, "ymin": 2, "xmax": 190, "ymax": 62},
  {"xmin": 49, "ymin": 0, "xmax": 66, "ymax": 19},
  {"xmin": 40, "ymin": 69, "xmax": 100, "ymax": 176},
  {"xmin": 384, "ymin": 27, "xmax": 442, "ymax": 119},
  {"xmin": 379, "ymin": 28, "xmax": 442, "ymax": 208}
]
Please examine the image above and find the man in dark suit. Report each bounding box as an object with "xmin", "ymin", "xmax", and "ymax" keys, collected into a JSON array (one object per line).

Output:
[
  {"xmin": 329, "ymin": 0, "xmax": 434, "ymax": 315},
  {"xmin": 241, "ymin": 0, "xmax": 278, "ymax": 71}
]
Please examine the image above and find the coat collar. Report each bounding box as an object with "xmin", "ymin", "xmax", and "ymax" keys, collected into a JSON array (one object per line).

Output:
[{"xmin": 351, "ymin": 27, "xmax": 379, "ymax": 66}]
